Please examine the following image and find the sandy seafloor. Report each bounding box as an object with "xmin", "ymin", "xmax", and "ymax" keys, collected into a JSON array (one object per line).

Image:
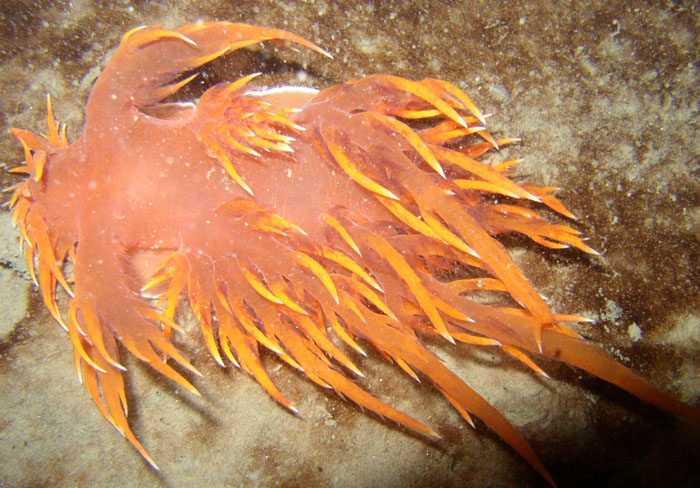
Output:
[{"xmin": 0, "ymin": 1, "xmax": 699, "ymax": 487}]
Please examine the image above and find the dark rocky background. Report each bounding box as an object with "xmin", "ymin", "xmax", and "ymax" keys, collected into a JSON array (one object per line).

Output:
[{"xmin": 1, "ymin": 1, "xmax": 698, "ymax": 487}]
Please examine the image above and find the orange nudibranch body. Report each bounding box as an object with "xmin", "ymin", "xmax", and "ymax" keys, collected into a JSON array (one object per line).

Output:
[{"xmin": 8, "ymin": 21, "xmax": 698, "ymax": 485}]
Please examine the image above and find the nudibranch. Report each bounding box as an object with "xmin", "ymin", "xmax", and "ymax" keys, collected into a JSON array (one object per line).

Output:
[{"xmin": 6, "ymin": 21, "xmax": 699, "ymax": 485}]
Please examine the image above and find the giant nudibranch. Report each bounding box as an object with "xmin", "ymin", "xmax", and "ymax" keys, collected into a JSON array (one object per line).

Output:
[{"xmin": 7, "ymin": 21, "xmax": 698, "ymax": 485}]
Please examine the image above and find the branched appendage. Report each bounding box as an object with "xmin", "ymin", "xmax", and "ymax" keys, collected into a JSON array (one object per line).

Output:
[
  {"xmin": 5, "ymin": 104, "xmax": 157, "ymax": 470},
  {"xmin": 5, "ymin": 98, "xmax": 203, "ymax": 471},
  {"xmin": 6, "ymin": 96, "xmax": 74, "ymax": 326},
  {"xmin": 192, "ymin": 77, "xmax": 305, "ymax": 196},
  {"xmin": 102, "ymin": 21, "xmax": 331, "ymax": 114},
  {"xmin": 64, "ymin": 231, "xmax": 206, "ymax": 472}
]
